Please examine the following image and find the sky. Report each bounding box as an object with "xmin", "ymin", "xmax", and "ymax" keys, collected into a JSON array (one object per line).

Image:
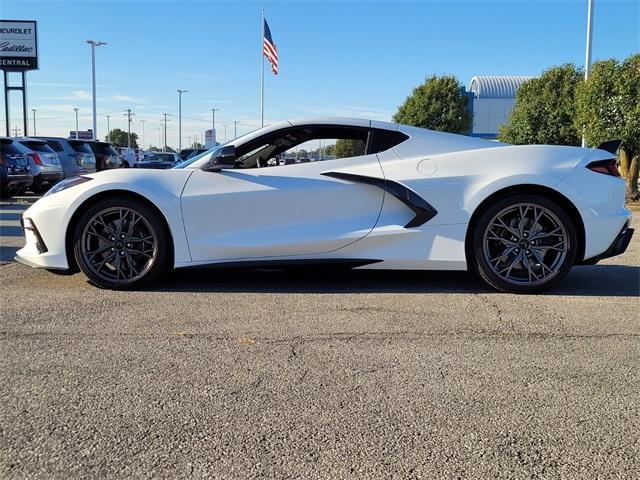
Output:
[{"xmin": 1, "ymin": 0, "xmax": 638, "ymax": 148}]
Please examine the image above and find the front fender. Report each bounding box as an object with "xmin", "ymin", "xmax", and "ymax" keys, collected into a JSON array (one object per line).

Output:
[{"xmin": 21, "ymin": 169, "xmax": 194, "ymax": 269}]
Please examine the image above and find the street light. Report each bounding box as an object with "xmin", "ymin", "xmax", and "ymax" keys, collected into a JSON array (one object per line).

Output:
[
  {"xmin": 106, "ymin": 115, "xmax": 110, "ymax": 143},
  {"xmin": 211, "ymin": 108, "xmax": 218, "ymax": 142},
  {"xmin": 73, "ymin": 108, "xmax": 80, "ymax": 139},
  {"xmin": 140, "ymin": 119, "xmax": 146, "ymax": 150},
  {"xmin": 177, "ymin": 89, "xmax": 188, "ymax": 151},
  {"xmin": 581, "ymin": 0, "xmax": 594, "ymax": 148},
  {"xmin": 31, "ymin": 109, "xmax": 37, "ymax": 136},
  {"xmin": 234, "ymin": 120, "xmax": 239, "ymax": 139},
  {"xmin": 86, "ymin": 40, "xmax": 107, "ymax": 140}
]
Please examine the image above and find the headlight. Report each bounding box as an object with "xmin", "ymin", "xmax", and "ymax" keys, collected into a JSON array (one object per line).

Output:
[{"xmin": 44, "ymin": 176, "xmax": 93, "ymax": 197}]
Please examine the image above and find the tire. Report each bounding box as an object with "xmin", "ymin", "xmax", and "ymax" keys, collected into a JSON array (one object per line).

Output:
[
  {"xmin": 72, "ymin": 197, "xmax": 170, "ymax": 290},
  {"xmin": 472, "ymin": 194, "xmax": 577, "ymax": 294},
  {"xmin": 33, "ymin": 184, "xmax": 51, "ymax": 194}
]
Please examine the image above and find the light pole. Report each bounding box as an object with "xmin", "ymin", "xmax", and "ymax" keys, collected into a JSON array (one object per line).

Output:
[
  {"xmin": 234, "ymin": 120, "xmax": 239, "ymax": 139},
  {"xmin": 162, "ymin": 113, "xmax": 169, "ymax": 152},
  {"xmin": 211, "ymin": 108, "xmax": 218, "ymax": 141},
  {"xmin": 86, "ymin": 40, "xmax": 107, "ymax": 140},
  {"xmin": 177, "ymin": 89, "xmax": 187, "ymax": 151},
  {"xmin": 124, "ymin": 109, "xmax": 134, "ymax": 148},
  {"xmin": 581, "ymin": 0, "xmax": 594, "ymax": 148},
  {"xmin": 106, "ymin": 115, "xmax": 110, "ymax": 143},
  {"xmin": 31, "ymin": 109, "xmax": 37, "ymax": 136},
  {"xmin": 140, "ymin": 119, "xmax": 146, "ymax": 150},
  {"xmin": 73, "ymin": 108, "xmax": 80, "ymax": 138}
]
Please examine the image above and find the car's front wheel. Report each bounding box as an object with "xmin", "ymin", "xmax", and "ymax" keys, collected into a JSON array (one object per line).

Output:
[
  {"xmin": 472, "ymin": 194, "xmax": 577, "ymax": 293},
  {"xmin": 73, "ymin": 197, "xmax": 170, "ymax": 289}
]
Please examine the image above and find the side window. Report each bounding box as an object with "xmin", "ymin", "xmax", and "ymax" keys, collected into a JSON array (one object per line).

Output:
[
  {"xmin": 368, "ymin": 129, "xmax": 409, "ymax": 154},
  {"xmin": 234, "ymin": 126, "xmax": 369, "ymax": 169},
  {"xmin": 47, "ymin": 141, "xmax": 64, "ymax": 152}
]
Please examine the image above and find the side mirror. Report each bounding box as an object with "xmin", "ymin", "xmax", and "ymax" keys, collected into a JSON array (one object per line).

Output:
[{"xmin": 203, "ymin": 145, "xmax": 236, "ymax": 172}]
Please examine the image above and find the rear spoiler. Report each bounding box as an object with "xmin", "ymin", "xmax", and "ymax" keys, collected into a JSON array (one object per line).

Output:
[{"xmin": 596, "ymin": 140, "xmax": 622, "ymax": 155}]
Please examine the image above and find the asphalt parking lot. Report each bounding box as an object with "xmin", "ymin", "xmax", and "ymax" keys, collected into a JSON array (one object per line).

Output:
[{"xmin": 1, "ymin": 200, "xmax": 638, "ymax": 479}]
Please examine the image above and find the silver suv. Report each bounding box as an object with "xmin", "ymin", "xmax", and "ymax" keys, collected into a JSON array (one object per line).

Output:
[
  {"xmin": 14, "ymin": 138, "xmax": 65, "ymax": 193},
  {"xmin": 35, "ymin": 137, "xmax": 97, "ymax": 178}
]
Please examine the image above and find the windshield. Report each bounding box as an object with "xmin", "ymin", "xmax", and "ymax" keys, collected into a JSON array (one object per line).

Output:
[
  {"xmin": 173, "ymin": 145, "xmax": 223, "ymax": 168},
  {"xmin": 172, "ymin": 126, "xmax": 265, "ymax": 169}
]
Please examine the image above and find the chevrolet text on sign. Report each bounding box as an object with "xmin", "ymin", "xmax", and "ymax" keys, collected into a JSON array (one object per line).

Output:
[{"xmin": 0, "ymin": 20, "xmax": 38, "ymax": 71}]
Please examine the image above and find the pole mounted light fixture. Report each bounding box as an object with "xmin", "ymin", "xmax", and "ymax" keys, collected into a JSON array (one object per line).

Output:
[
  {"xmin": 581, "ymin": 0, "xmax": 594, "ymax": 148},
  {"xmin": 177, "ymin": 89, "xmax": 188, "ymax": 151},
  {"xmin": 73, "ymin": 107, "xmax": 80, "ymax": 139},
  {"xmin": 31, "ymin": 108, "xmax": 37, "ymax": 136},
  {"xmin": 86, "ymin": 40, "xmax": 107, "ymax": 141}
]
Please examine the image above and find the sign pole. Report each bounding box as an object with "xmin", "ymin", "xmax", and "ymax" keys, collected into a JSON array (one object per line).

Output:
[
  {"xmin": 1, "ymin": 20, "xmax": 39, "ymax": 137},
  {"xmin": 21, "ymin": 71, "xmax": 27, "ymax": 136},
  {"xmin": 3, "ymin": 71, "xmax": 9, "ymax": 137}
]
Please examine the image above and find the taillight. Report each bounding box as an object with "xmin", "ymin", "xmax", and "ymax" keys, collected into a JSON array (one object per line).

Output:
[
  {"xmin": 587, "ymin": 159, "xmax": 620, "ymax": 177},
  {"xmin": 30, "ymin": 153, "xmax": 43, "ymax": 165},
  {"xmin": 0, "ymin": 155, "xmax": 7, "ymax": 166}
]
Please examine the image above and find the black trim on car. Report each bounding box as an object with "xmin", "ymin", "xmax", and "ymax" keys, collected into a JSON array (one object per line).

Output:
[
  {"xmin": 20, "ymin": 217, "xmax": 48, "ymax": 253},
  {"xmin": 595, "ymin": 140, "xmax": 622, "ymax": 155},
  {"xmin": 178, "ymin": 258, "xmax": 383, "ymax": 270},
  {"xmin": 321, "ymin": 171, "xmax": 437, "ymax": 228},
  {"xmin": 578, "ymin": 221, "xmax": 634, "ymax": 265}
]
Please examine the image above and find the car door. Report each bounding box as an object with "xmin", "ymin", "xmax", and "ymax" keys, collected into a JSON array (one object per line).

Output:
[{"xmin": 180, "ymin": 125, "xmax": 385, "ymax": 262}]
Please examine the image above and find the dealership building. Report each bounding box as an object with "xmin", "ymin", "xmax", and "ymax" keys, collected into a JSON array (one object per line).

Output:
[{"xmin": 467, "ymin": 75, "xmax": 533, "ymax": 139}]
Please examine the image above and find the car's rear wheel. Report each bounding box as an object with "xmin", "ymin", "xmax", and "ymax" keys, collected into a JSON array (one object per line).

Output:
[
  {"xmin": 472, "ymin": 194, "xmax": 577, "ymax": 293},
  {"xmin": 73, "ymin": 197, "xmax": 169, "ymax": 289}
]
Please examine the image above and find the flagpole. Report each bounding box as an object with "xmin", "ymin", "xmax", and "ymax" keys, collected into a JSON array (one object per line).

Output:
[{"xmin": 260, "ymin": 8, "xmax": 265, "ymax": 127}]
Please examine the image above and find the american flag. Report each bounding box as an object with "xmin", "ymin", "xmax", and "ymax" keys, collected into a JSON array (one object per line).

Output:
[{"xmin": 263, "ymin": 19, "xmax": 278, "ymax": 75}]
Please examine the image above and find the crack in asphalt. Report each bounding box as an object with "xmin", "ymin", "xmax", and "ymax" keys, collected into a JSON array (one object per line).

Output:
[{"xmin": 475, "ymin": 293, "xmax": 516, "ymax": 332}]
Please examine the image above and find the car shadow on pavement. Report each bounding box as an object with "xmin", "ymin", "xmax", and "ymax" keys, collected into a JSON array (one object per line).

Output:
[{"xmin": 151, "ymin": 264, "xmax": 639, "ymax": 297}]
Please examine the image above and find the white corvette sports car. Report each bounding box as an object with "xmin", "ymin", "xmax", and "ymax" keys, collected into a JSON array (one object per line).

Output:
[{"xmin": 16, "ymin": 117, "xmax": 633, "ymax": 293}]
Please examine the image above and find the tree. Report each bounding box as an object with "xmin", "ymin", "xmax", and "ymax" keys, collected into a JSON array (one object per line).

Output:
[
  {"xmin": 334, "ymin": 139, "xmax": 365, "ymax": 158},
  {"xmin": 393, "ymin": 75, "xmax": 471, "ymax": 134},
  {"xmin": 575, "ymin": 54, "xmax": 640, "ymax": 200},
  {"xmin": 498, "ymin": 64, "xmax": 582, "ymax": 145},
  {"xmin": 106, "ymin": 128, "xmax": 138, "ymax": 149}
]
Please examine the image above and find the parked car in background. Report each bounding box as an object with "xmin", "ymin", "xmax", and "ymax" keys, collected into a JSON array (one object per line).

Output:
[
  {"xmin": 179, "ymin": 149, "xmax": 195, "ymax": 160},
  {"xmin": 178, "ymin": 148, "xmax": 207, "ymax": 160},
  {"xmin": 14, "ymin": 138, "xmax": 64, "ymax": 193},
  {"xmin": 86, "ymin": 141, "xmax": 121, "ymax": 171},
  {"xmin": 135, "ymin": 152, "xmax": 180, "ymax": 169},
  {"xmin": 116, "ymin": 147, "xmax": 144, "ymax": 168},
  {"xmin": 0, "ymin": 137, "xmax": 33, "ymax": 198},
  {"xmin": 35, "ymin": 137, "xmax": 97, "ymax": 178}
]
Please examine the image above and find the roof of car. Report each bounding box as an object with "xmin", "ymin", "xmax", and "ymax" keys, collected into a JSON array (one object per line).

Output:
[
  {"xmin": 14, "ymin": 137, "xmax": 47, "ymax": 143},
  {"xmin": 287, "ymin": 117, "xmax": 398, "ymax": 130}
]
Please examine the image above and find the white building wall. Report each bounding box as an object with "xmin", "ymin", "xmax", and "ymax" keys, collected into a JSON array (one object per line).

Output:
[{"xmin": 472, "ymin": 98, "xmax": 516, "ymax": 137}]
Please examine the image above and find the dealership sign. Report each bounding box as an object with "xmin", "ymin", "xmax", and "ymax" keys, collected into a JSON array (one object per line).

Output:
[
  {"xmin": 69, "ymin": 130, "xmax": 94, "ymax": 140},
  {"xmin": 205, "ymin": 128, "xmax": 216, "ymax": 148},
  {"xmin": 0, "ymin": 20, "xmax": 38, "ymax": 71}
]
